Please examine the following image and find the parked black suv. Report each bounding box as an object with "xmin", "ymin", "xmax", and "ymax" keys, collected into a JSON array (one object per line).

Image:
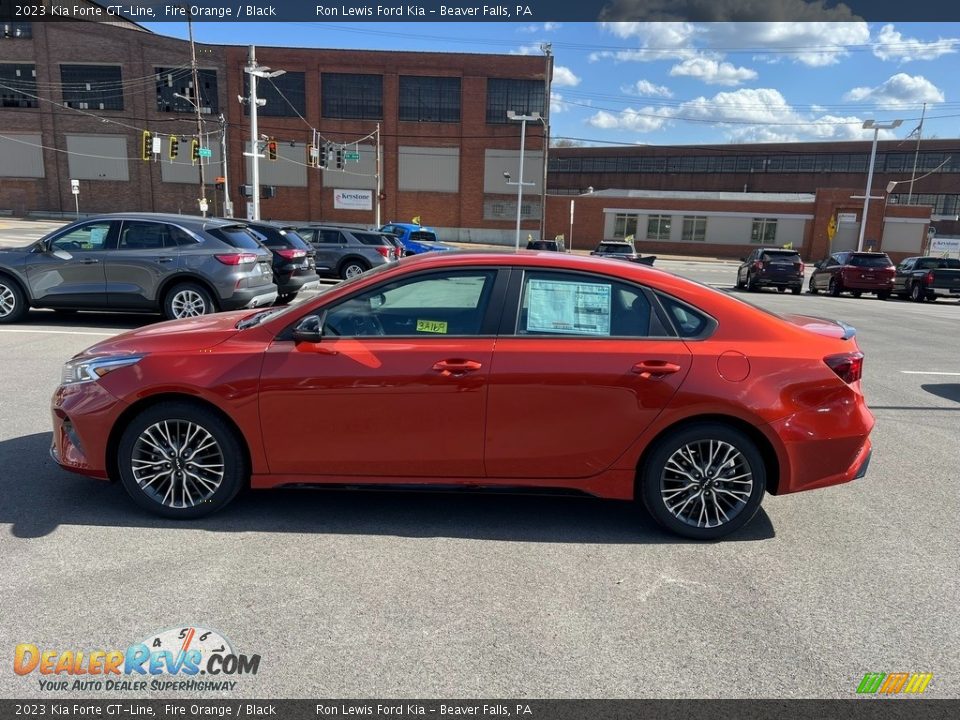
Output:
[
  {"xmin": 0, "ymin": 214, "xmax": 277, "ymax": 323},
  {"xmin": 736, "ymin": 248, "xmax": 804, "ymax": 294},
  {"xmin": 243, "ymin": 221, "xmax": 320, "ymax": 303}
]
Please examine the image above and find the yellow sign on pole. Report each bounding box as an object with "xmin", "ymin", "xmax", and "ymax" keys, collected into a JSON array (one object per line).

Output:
[{"xmin": 827, "ymin": 214, "xmax": 837, "ymax": 241}]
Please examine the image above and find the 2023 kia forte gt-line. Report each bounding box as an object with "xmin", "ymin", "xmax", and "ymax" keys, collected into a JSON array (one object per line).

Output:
[{"xmin": 51, "ymin": 252, "xmax": 874, "ymax": 540}]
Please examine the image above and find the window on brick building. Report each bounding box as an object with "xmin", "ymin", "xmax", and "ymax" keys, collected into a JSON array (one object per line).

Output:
[
  {"xmin": 243, "ymin": 72, "xmax": 305, "ymax": 117},
  {"xmin": 155, "ymin": 67, "xmax": 219, "ymax": 114},
  {"xmin": 646, "ymin": 215, "xmax": 671, "ymax": 241},
  {"xmin": 681, "ymin": 216, "xmax": 707, "ymax": 242},
  {"xmin": 2, "ymin": 22, "xmax": 32, "ymax": 39},
  {"xmin": 0, "ymin": 63, "xmax": 36, "ymax": 108},
  {"xmin": 751, "ymin": 218, "xmax": 778, "ymax": 244},
  {"xmin": 60, "ymin": 65, "xmax": 124, "ymax": 111},
  {"xmin": 322, "ymin": 73, "xmax": 382, "ymax": 120},
  {"xmin": 485, "ymin": 78, "xmax": 545, "ymax": 123},
  {"xmin": 399, "ymin": 76, "xmax": 460, "ymax": 122},
  {"xmin": 613, "ymin": 213, "xmax": 638, "ymax": 240}
]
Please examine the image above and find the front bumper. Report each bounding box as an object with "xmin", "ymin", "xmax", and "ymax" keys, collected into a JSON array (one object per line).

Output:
[{"xmin": 51, "ymin": 382, "xmax": 127, "ymax": 480}]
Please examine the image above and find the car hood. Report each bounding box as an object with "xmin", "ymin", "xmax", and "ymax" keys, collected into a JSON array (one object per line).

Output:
[
  {"xmin": 77, "ymin": 310, "xmax": 253, "ymax": 357},
  {"xmin": 780, "ymin": 313, "xmax": 855, "ymax": 340}
]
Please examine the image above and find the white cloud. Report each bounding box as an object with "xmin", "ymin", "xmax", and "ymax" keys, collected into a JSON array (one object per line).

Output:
[
  {"xmin": 551, "ymin": 92, "xmax": 572, "ymax": 114},
  {"xmin": 873, "ymin": 24, "xmax": 959, "ymax": 62},
  {"xmin": 544, "ymin": 22, "xmax": 561, "ymax": 32},
  {"xmin": 587, "ymin": 87, "xmax": 900, "ymax": 142},
  {"xmin": 669, "ymin": 56, "xmax": 758, "ymax": 86},
  {"xmin": 518, "ymin": 22, "xmax": 562, "ymax": 34},
  {"xmin": 844, "ymin": 73, "xmax": 945, "ymax": 107},
  {"xmin": 622, "ymin": 79, "xmax": 674, "ymax": 98},
  {"xmin": 596, "ymin": 21, "xmax": 869, "ymax": 67},
  {"xmin": 510, "ymin": 44, "xmax": 541, "ymax": 56},
  {"xmin": 552, "ymin": 66, "xmax": 581, "ymax": 87}
]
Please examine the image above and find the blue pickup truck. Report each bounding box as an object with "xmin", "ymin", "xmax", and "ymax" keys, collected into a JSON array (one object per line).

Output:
[{"xmin": 379, "ymin": 222, "xmax": 456, "ymax": 256}]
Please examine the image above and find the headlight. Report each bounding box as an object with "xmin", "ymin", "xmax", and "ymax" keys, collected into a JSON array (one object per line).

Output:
[{"xmin": 61, "ymin": 355, "xmax": 144, "ymax": 385}]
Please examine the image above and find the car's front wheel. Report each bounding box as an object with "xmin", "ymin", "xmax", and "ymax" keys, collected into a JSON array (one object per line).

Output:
[
  {"xmin": 0, "ymin": 277, "xmax": 28, "ymax": 324},
  {"xmin": 911, "ymin": 283, "xmax": 926, "ymax": 302},
  {"xmin": 117, "ymin": 402, "xmax": 246, "ymax": 519},
  {"xmin": 640, "ymin": 423, "xmax": 766, "ymax": 540},
  {"xmin": 829, "ymin": 277, "xmax": 843, "ymax": 297},
  {"xmin": 164, "ymin": 283, "xmax": 215, "ymax": 320},
  {"xmin": 339, "ymin": 259, "xmax": 369, "ymax": 280}
]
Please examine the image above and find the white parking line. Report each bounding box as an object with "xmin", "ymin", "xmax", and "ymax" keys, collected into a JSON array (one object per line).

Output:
[
  {"xmin": 900, "ymin": 371, "xmax": 960, "ymax": 376},
  {"xmin": 0, "ymin": 329, "xmax": 116, "ymax": 336}
]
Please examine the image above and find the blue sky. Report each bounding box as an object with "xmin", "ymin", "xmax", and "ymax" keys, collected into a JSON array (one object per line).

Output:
[{"xmin": 146, "ymin": 21, "xmax": 960, "ymax": 146}]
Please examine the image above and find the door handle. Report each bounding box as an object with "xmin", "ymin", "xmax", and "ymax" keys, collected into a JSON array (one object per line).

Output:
[
  {"xmin": 80, "ymin": 258, "xmax": 100, "ymax": 265},
  {"xmin": 632, "ymin": 361, "xmax": 682, "ymax": 377},
  {"xmin": 432, "ymin": 359, "xmax": 483, "ymax": 376},
  {"xmin": 157, "ymin": 257, "xmax": 175, "ymax": 263}
]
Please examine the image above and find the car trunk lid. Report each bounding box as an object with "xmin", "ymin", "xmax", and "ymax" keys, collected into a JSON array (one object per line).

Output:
[{"xmin": 779, "ymin": 313, "xmax": 856, "ymax": 340}]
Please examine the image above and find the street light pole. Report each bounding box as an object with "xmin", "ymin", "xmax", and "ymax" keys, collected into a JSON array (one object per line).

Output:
[
  {"xmin": 186, "ymin": 9, "xmax": 207, "ymax": 217},
  {"xmin": 507, "ymin": 111, "xmax": 539, "ymax": 250},
  {"xmin": 243, "ymin": 45, "xmax": 285, "ymax": 222},
  {"xmin": 858, "ymin": 118, "xmax": 902, "ymax": 252}
]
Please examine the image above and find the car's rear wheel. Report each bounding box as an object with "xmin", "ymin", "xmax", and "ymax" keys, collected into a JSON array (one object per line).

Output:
[
  {"xmin": 777, "ymin": 287, "xmax": 787, "ymax": 293},
  {"xmin": 850, "ymin": 290, "xmax": 862, "ymax": 298},
  {"xmin": 276, "ymin": 291, "xmax": 299, "ymax": 305},
  {"xmin": 746, "ymin": 274, "xmax": 759, "ymax": 291},
  {"xmin": 0, "ymin": 278, "xmax": 27, "ymax": 324},
  {"xmin": 117, "ymin": 402, "xmax": 246, "ymax": 519},
  {"xmin": 791, "ymin": 286, "xmax": 802, "ymax": 295},
  {"xmin": 911, "ymin": 283, "xmax": 926, "ymax": 302},
  {"xmin": 640, "ymin": 423, "xmax": 766, "ymax": 540},
  {"xmin": 339, "ymin": 259, "xmax": 369, "ymax": 280},
  {"xmin": 829, "ymin": 277, "xmax": 842, "ymax": 297},
  {"xmin": 877, "ymin": 290, "xmax": 891, "ymax": 301},
  {"xmin": 164, "ymin": 283, "xmax": 215, "ymax": 320}
]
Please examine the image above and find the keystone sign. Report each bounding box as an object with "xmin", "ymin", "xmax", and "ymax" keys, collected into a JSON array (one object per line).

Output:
[{"xmin": 334, "ymin": 189, "xmax": 373, "ymax": 211}]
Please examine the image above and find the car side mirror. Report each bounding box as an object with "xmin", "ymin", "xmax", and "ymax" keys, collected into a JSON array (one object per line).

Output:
[
  {"xmin": 292, "ymin": 314, "xmax": 324, "ymax": 344},
  {"xmin": 31, "ymin": 241, "xmax": 49, "ymax": 254}
]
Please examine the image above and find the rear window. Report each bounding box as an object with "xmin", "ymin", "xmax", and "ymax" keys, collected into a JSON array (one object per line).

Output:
[
  {"xmin": 849, "ymin": 254, "xmax": 893, "ymax": 268},
  {"xmin": 917, "ymin": 257, "xmax": 960, "ymax": 270},
  {"xmin": 596, "ymin": 244, "xmax": 631, "ymax": 254},
  {"xmin": 207, "ymin": 226, "xmax": 264, "ymax": 250},
  {"xmin": 354, "ymin": 232, "xmax": 391, "ymax": 246},
  {"xmin": 410, "ymin": 231, "xmax": 438, "ymax": 243},
  {"xmin": 761, "ymin": 251, "xmax": 800, "ymax": 262}
]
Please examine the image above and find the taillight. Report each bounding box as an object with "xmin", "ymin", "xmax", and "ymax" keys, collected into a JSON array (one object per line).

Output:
[
  {"xmin": 796, "ymin": 262, "xmax": 804, "ymax": 273},
  {"xmin": 276, "ymin": 249, "xmax": 306, "ymax": 260},
  {"xmin": 215, "ymin": 253, "xmax": 257, "ymax": 265},
  {"xmin": 824, "ymin": 352, "xmax": 864, "ymax": 384},
  {"xmin": 924, "ymin": 270, "xmax": 935, "ymax": 284},
  {"xmin": 752, "ymin": 260, "xmax": 763, "ymax": 270},
  {"xmin": 375, "ymin": 246, "xmax": 392, "ymax": 259}
]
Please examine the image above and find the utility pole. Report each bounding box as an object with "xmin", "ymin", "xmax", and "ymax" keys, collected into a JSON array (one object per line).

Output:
[
  {"xmin": 375, "ymin": 122, "xmax": 382, "ymax": 227},
  {"xmin": 219, "ymin": 113, "xmax": 232, "ymax": 217},
  {"xmin": 540, "ymin": 42, "xmax": 552, "ymax": 242},
  {"xmin": 506, "ymin": 111, "xmax": 539, "ymax": 250},
  {"xmin": 186, "ymin": 8, "xmax": 207, "ymax": 216},
  {"xmin": 907, "ymin": 102, "xmax": 926, "ymax": 205},
  {"xmin": 243, "ymin": 46, "xmax": 284, "ymax": 222}
]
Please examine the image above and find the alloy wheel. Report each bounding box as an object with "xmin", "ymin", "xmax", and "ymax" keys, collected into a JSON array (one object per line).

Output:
[
  {"xmin": 0, "ymin": 284, "xmax": 16, "ymax": 318},
  {"xmin": 170, "ymin": 289, "xmax": 208, "ymax": 318},
  {"xmin": 130, "ymin": 420, "xmax": 224, "ymax": 509},
  {"xmin": 344, "ymin": 263, "xmax": 364, "ymax": 279},
  {"xmin": 659, "ymin": 439, "xmax": 753, "ymax": 529}
]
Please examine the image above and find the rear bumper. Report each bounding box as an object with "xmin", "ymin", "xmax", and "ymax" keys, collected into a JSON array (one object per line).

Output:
[
  {"xmin": 842, "ymin": 277, "xmax": 894, "ymax": 291},
  {"xmin": 275, "ymin": 270, "xmax": 320, "ymax": 295},
  {"xmin": 220, "ymin": 284, "xmax": 278, "ymax": 311},
  {"xmin": 754, "ymin": 275, "xmax": 803, "ymax": 287}
]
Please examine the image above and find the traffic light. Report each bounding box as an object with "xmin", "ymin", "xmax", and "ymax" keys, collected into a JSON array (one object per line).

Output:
[
  {"xmin": 267, "ymin": 140, "xmax": 277, "ymax": 161},
  {"xmin": 168, "ymin": 135, "xmax": 179, "ymax": 160},
  {"xmin": 191, "ymin": 139, "xmax": 200, "ymax": 163},
  {"xmin": 335, "ymin": 148, "xmax": 343, "ymax": 170},
  {"xmin": 317, "ymin": 144, "xmax": 327, "ymax": 169},
  {"xmin": 307, "ymin": 144, "xmax": 317, "ymax": 168},
  {"xmin": 141, "ymin": 131, "xmax": 153, "ymax": 161}
]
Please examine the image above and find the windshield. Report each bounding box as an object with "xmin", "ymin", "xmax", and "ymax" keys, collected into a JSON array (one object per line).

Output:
[
  {"xmin": 849, "ymin": 255, "xmax": 892, "ymax": 268},
  {"xmin": 762, "ymin": 251, "xmax": 800, "ymax": 262}
]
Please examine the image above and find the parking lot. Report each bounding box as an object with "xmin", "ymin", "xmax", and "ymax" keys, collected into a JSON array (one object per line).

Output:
[{"xmin": 1, "ymin": 254, "xmax": 958, "ymax": 699}]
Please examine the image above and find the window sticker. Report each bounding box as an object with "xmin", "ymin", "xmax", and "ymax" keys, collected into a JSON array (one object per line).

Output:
[
  {"xmin": 416, "ymin": 319, "xmax": 448, "ymax": 334},
  {"xmin": 526, "ymin": 279, "xmax": 611, "ymax": 336}
]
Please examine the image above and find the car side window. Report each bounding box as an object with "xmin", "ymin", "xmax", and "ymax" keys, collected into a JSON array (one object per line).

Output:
[
  {"xmin": 657, "ymin": 293, "xmax": 714, "ymax": 339},
  {"xmin": 117, "ymin": 221, "xmax": 172, "ymax": 251},
  {"xmin": 318, "ymin": 230, "xmax": 344, "ymax": 245},
  {"xmin": 322, "ymin": 270, "xmax": 497, "ymax": 338},
  {"xmin": 50, "ymin": 222, "xmax": 114, "ymax": 252},
  {"xmin": 515, "ymin": 271, "xmax": 654, "ymax": 338}
]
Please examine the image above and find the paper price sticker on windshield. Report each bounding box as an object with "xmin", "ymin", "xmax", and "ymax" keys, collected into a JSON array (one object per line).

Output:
[{"xmin": 416, "ymin": 319, "xmax": 448, "ymax": 334}]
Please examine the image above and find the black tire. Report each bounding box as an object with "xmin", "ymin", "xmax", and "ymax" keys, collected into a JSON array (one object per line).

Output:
[
  {"xmin": 829, "ymin": 277, "xmax": 842, "ymax": 297},
  {"xmin": 163, "ymin": 282, "xmax": 215, "ymax": 320},
  {"xmin": 639, "ymin": 423, "xmax": 766, "ymax": 540},
  {"xmin": 339, "ymin": 259, "xmax": 369, "ymax": 280},
  {"xmin": 808, "ymin": 277, "xmax": 819, "ymax": 295},
  {"xmin": 877, "ymin": 291, "xmax": 891, "ymax": 301},
  {"xmin": 777, "ymin": 287, "xmax": 787, "ymax": 293},
  {"xmin": 791, "ymin": 286, "xmax": 802, "ymax": 295},
  {"xmin": 850, "ymin": 290, "xmax": 862, "ymax": 298},
  {"xmin": 117, "ymin": 401, "xmax": 247, "ymax": 519},
  {"xmin": 0, "ymin": 276, "xmax": 28, "ymax": 324},
  {"xmin": 746, "ymin": 273, "xmax": 759, "ymax": 291},
  {"xmin": 276, "ymin": 292, "xmax": 299, "ymax": 305},
  {"xmin": 896, "ymin": 291, "xmax": 909, "ymax": 300},
  {"xmin": 910, "ymin": 283, "xmax": 926, "ymax": 303}
]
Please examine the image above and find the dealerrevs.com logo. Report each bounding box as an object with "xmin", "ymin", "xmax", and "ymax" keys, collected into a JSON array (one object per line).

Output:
[{"xmin": 14, "ymin": 626, "xmax": 260, "ymax": 692}]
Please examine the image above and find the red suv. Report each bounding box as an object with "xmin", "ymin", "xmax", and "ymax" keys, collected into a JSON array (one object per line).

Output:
[{"xmin": 808, "ymin": 251, "xmax": 895, "ymax": 299}]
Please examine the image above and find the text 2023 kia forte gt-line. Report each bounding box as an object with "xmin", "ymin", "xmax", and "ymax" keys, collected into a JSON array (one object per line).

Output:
[{"xmin": 51, "ymin": 251, "xmax": 874, "ymax": 540}]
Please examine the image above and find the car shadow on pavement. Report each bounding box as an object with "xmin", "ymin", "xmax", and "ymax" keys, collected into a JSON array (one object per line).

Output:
[
  {"xmin": 2, "ymin": 432, "xmax": 775, "ymax": 544},
  {"xmin": 921, "ymin": 383, "xmax": 960, "ymax": 404},
  {"xmin": 19, "ymin": 310, "xmax": 160, "ymax": 331}
]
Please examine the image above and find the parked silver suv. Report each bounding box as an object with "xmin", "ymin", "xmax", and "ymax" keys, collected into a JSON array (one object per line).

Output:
[
  {"xmin": 0, "ymin": 213, "xmax": 277, "ymax": 323},
  {"xmin": 295, "ymin": 225, "xmax": 397, "ymax": 279}
]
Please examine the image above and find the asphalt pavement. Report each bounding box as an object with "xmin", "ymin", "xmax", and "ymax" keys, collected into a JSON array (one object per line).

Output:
[{"xmin": 0, "ymin": 255, "xmax": 958, "ymax": 700}]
